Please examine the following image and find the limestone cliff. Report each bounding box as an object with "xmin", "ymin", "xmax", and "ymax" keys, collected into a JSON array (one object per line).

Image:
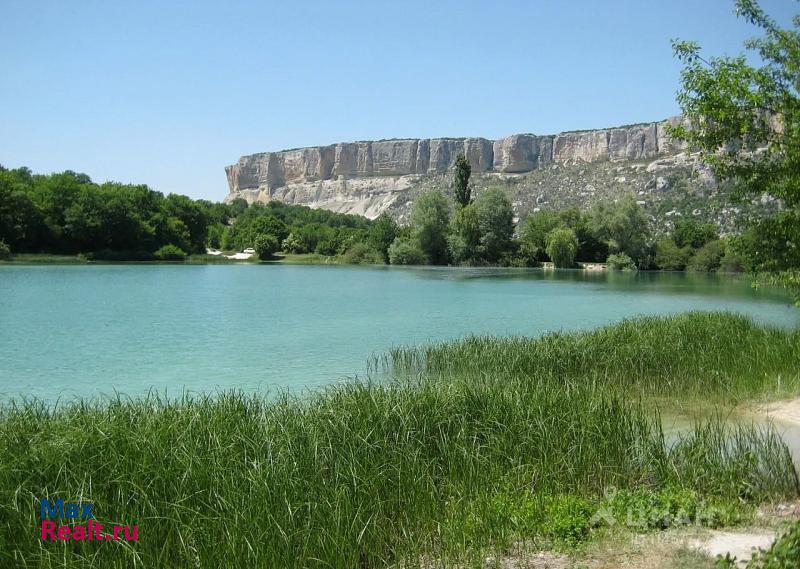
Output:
[{"xmin": 224, "ymin": 118, "xmax": 705, "ymax": 223}]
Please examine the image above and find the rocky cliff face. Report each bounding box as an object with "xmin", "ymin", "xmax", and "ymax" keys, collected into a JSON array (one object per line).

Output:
[{"xmin": 224, "ymin": 118, "xmax": 690, "ymax": 219}]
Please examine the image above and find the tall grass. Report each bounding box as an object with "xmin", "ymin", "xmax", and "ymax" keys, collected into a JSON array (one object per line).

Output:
[
  {"xmin": 2, "ymin": 254, "xmax": 87, "ymax": 264},
  {"xmin": 376, "ymin": 312, "xmax": 800, "ymax": 404},
  {"xmin": 0, "ymin": 313, "xmax": 798, "ymax": 567}
]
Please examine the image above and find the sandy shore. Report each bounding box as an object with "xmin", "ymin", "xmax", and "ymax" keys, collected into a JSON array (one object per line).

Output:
[{"xmin": 758, "ymin": 397, "xmax": 800, "ymax": 425}]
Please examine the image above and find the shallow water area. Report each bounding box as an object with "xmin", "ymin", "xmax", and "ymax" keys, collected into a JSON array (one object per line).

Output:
[
  {"xmin": 1, "ymin": 264, "xmax": 798, "ymax": 401},
  {"xmin": 663, "ymin": 409, "xmax": 800, "ymax": 466}
]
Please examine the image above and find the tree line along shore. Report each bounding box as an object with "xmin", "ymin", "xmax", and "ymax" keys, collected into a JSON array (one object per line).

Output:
[{"xmin": 0, "ymin": 163, "xmax": 762, "ymax": 275}]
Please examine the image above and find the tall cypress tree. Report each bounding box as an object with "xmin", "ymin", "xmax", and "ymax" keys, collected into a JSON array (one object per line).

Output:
[{"xmin": 453, "ymin": 154, "xmax": 472, "ymax": 208}]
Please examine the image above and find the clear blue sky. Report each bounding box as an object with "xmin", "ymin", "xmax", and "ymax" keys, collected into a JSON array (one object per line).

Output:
[{"xmin": 1, "ymin": 0, "xmax": 796, "ymax": 201}]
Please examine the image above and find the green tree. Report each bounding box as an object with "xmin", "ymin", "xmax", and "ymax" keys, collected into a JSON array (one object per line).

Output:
[
  {"xmin": 163, "ymin": 194, "xmax": 209, "ymax": 253},
  {"xmin": 281, "ymin": 233, "xmax": 307, "ymax": 254},
  {"xmin": 519, "ymin": 211, "xmax": 562, "ymax": 264},
  {"xmin": 671, "ymin": 0, "xmax": 800, "ymax": 301},
  {"xmin": 206, "ymin": 223, "xmax": 226, "ymax": 249},
  {"xmin": 222, "ymin": 210, "xmax": 288, "ymax": 252},
  {"xmin": 196, "ymin": 199, "xmax": 234, "ymax": 226},
  {"xmin": 250, "ymin": 215, "xmax": 288, "ymax": 243},
  {"xmin": 367, "ymin": 213, "xmax": 398, "ymax": 263},
  {"xmin": 545, "ymin": 228, "xmax": 579, "ymax": 268},
  {"xmin": 62, "ymin": 189, "xmax": 108, "ymax": 250},
  {"xmin": 410, "ymin": 191, "xmax": 450, "ymax": 265},
  {"xmin": 315, "ymin": 237, "xmax": 339, "ymax": 256},
  {"xmin": 474, "ymin": 189, "xmax": 514, "ymax": 264},
  {"xmin": 153, "ymin": 215, "xmax": 192, "ymax": 253},
  {"xmin": 334, "ymin": 227, "xmax": 368, "ymax": 256},
  {"xmin": 589, "ymin": 195, "xmax": 651, "ymax": 267},
  {"xmin": 228, "ymin": 198, "xmax": 249, "ymax": 217},
  {"xmin": 687, "ymin": 239, "xmax": 727, "ymax": 272},
  {"xmin": 0, "ymin": 174, "xmax": 45, "ymax": 251},
  {"xmin": 606, "ymin": 253, "xmax": 637, "ymax": 271},
  {"xmin": 153, "ymin": 244, "xmax": 187, "ymax": 261},
  {"xmin": 388, "ymin": 237, "xmax": 426, "ymax": 265},
  {"xmin": 672, "ymin": 219, "xmax": 718, "ymax": 249},
  {"xmin": 655, "ymin": 238, "xmax": 692, "ymax": 270},
  {"xmin": 720, "ymin": 241, "xmax": 747, "ymax": 272},
  {"xmin": 293, "ymin": 223, "xmax": 335, "ymax": 254},
  {"xmin": 341, "ymin": 242, "xmax": 384, "ymax": 265},
  {"xmin": 0, "ymin": 165, "xmax": 386, "ymax": 261},
  {"xmin": 29, "ymin": 170, "xmax": 86, "ymax": 248},
  {"xmin": 453, "ymin": 153, "xmax": 472, "ymax": 208},
  {"xmin": 448, "ymin": 203, "xmax": 481, "ymax": 265},
  {"xmin": 559, "ymin": 207, "xmax": 609, "ymax": 262},
  {"xmin": 253, "ymin": 233, "xmax": 279, "ymax": 260}
]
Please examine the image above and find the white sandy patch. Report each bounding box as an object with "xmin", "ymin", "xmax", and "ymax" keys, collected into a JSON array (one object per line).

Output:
[
  {"xmin": 225, "ymin": 252, "xmax": 253, "ymax": 260},
  {"xmin": 759, "ymin": 398, "xmax": 800, "ymax": 425},
  {"xmin": 692, "ymin": 531, "xmax": 775, "ymax": 565}
]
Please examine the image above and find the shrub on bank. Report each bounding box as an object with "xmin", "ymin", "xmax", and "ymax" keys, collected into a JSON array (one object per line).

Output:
[
  {"xmin": 341, "ymin": 242, "xmax": 384, "ymax": 265},
  {"xmin": 607, "ymin": 252, "xmax": 637, "ymax": 271},
  {"xmin": 745, "ymin": 521, "xmax": 800, "ymax": 568},
  {"xmin": 388, "ymin": 237, "xmax": 427, "ymax": 265},
  {"xmin": 0, "ymin": 240, "xmax": 10, "ymax": 260},
  {"xmin": 655, "ymin": 238, "xmax": 692, "ymax": 270},
  {"xmin": 153, "ymin": 244, "xmax": 187, "ymax": 261},
  {"xmin": 687, "ymin": 239, "xmax": 726, "ymax": 272},
  {"xmin": 716, "ymin": 521, "xmax": 800, "ymax": 568},
  {"xmin": 253, "ymin": 233, "xmax": 279, "ymax": 260}
]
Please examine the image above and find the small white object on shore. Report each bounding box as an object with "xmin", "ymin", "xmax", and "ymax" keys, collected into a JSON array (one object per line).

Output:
[
  {"xmin": 226, "ymin": 251, "xmax": 254, "ymax": 260},
  {"xmin": 206, "ymin": 247, "xmax": 254, "ymax": 260}
]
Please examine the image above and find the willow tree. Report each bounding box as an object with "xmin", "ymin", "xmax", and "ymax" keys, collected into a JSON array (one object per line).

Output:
[
  {"xmin": 410, "ymin": 190, "xmax": 451, "ymax": 265},
  {"xmin": 671, "ymin": 0, "xmax": 799, "ymax": 303},
  {"xmin": 546, "ymin": 227, "xmax": 579, "ymax": 268}
]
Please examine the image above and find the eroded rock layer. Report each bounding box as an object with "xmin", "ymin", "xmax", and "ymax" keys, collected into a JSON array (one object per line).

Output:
[{"xmin": 224, "ymin": 118, "xmax": 688, "ymax": 218}]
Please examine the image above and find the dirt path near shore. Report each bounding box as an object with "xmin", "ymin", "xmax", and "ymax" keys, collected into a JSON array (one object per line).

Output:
[{"xmin": 758, "ymin": 397, "xmax": 800, "ymax": 425}]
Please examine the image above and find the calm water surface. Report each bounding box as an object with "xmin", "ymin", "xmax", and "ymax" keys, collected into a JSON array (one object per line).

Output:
[{"xmin": 1, "ymin": 264, "xmax": 798, "ymax": 401}]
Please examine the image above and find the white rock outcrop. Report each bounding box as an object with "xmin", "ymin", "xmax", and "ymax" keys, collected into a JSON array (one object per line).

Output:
[{"xmin": 224, "ymin": 118, "xmax": 689, "ymax": 218}]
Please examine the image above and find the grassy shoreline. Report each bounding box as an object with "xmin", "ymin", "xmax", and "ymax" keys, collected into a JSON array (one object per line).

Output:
[
  {"xmin": 0, "ymin": 252, "xmax": 751, "ymax": 272},
  {"xmin": 0, "ymin": 252, "xmax": 339, "ymax": 265},
  {"xmin": 1, "ymin": 313, "xmax": 798, "ymax": 567}
]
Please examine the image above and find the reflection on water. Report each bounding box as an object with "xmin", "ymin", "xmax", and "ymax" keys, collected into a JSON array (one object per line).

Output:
[{"xmin": 399, "ymin": 266, "xmax": 794, "ymax": 306}]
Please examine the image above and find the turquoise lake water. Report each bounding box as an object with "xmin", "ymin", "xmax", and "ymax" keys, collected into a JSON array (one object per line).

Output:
[{"xmin": 1, "ymin": 264, "xmax": 798, "ymax": 402}]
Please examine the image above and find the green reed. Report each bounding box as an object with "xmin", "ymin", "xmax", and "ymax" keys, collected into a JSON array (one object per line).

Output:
[{"xmin": 376, "ymin": 312, "xmax": 800, "ymax": 404}]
